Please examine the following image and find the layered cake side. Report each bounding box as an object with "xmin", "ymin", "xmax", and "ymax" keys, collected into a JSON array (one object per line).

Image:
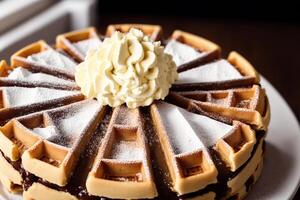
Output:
[{"xmin": 0, "ymin": 24, "xmax": 270, "ymax": 200}]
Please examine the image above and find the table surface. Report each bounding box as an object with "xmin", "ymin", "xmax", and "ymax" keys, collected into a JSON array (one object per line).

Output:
[{"xmin": 98, "ymin": 15, "xmax": 300, "ymax": 199}]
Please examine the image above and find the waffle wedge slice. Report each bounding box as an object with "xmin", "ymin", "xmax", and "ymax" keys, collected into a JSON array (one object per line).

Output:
[
  {"xmin": 168, "ymin": 85, "xmax": 270, "ymax": 130},
  {"xmin": 151, "ymin": 102, "xmax": 258, "ymax": 195},
  {"xmin": 165, "ymin": 30, "xmax": 221, "ymax": 71},
  {"xmin": 22, "ymin": 107, "xmax": 113, "ymax": 200},
  {"xmin": 172, "ymin": 51, "xmax": 260, "ymax": 90},
  {"xmin": 11, "ymin": 41, "xmax": 78, "ymax": 79},
  {"xmin": 56, "ymin": 27, "xmax": 102, "ymax": 62},
  {"xmin": 151, "ymin": 102, "xmax": 218, "ymax": 195},
  {"xmin": 21, "ymin": 100, "xmax": 105, "ymax": 186},
  {"xmin": 0, "ymin": 100, "xmax": 105, "ymax": 187},
  {"xmin": 86, "ymin": 105, "xmax": 157, "ymax": 199}
]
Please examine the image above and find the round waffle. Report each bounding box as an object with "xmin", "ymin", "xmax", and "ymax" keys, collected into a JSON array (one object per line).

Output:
[{"xmin": 0, "ymin": 24, "xmax": 270, "ymax": 200}]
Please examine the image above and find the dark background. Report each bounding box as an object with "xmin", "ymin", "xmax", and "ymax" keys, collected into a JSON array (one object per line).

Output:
[{"xmin": 96, "ymin": 1, "xmax": 300, "ymax": 198}]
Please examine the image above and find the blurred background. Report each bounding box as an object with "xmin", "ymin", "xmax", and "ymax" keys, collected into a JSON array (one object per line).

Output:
[{"xmin": 0, "ymin": 0, "xmax": 299, "ymax": 198}]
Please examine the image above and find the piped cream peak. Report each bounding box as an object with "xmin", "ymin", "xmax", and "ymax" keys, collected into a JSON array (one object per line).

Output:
[{"xmin": 75, "ymin": 28, "xmax": 178, "ymax": 108}]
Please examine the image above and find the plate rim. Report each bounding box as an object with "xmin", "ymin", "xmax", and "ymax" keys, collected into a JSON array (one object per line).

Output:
[{"xmin": 260, "ymin": 77, "xmax": 300, "ymax": 200}]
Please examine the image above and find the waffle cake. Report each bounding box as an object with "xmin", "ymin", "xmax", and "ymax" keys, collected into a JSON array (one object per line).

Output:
[{"xmin": 0, "ymin": 24, "xmax": 270, "ymax": 200}]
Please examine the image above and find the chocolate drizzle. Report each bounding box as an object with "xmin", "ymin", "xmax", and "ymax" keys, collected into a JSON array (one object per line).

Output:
[
  {"xmin": 171, "ymin": 76, "xmax": 257, "ymax": 91},
  {"xmin": 176, "ymin": 50, "xmax": 220, "ymax": 73}
]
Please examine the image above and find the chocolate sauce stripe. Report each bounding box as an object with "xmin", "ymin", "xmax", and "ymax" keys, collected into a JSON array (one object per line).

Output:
[
  {"xmin": 245, "ymin": 175, "xmax": 255, "ymax": 192},
  {"xmin": 171, "ymin": 77, "xmax": 257, "ymax": 91},
  {"xmin": 0, "ymin": 79, "xmax": 79, "ymax": 90},
  {"xmin": 0, "ymin": 94, "xmax": 84, "ymax": 126},
  {"xmin": 0, "ymin": 150, "xmax": 22, "ymax": 173},
  {"xmin": 176, "ymin": 50, "xmax": 220, "ymax": 73},
  {"xmin": 165, "ymin": 92, "xmax": 233, "ymax": 127},
  {"xmin": 58, "ymin": 38, "xmax": 86, "ymax": 63},
  {"xmin": 162, "ymin": 36, "xmax": 221, "ymax": 74}
]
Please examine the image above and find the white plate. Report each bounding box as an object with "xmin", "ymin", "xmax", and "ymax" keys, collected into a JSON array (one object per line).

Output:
[
  {"xmin": 247, "ymin": 77, "xmax": 300, "ymax": 200},
  {"xmin": 1, "ymin": 77, "xmax": 300, "ymax": 200}
]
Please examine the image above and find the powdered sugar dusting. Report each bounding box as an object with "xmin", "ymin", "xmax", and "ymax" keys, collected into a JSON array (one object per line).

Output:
[
  {"xmin": 210, "ymin": 96, "xmax": 230, "ymax": 107},
  {"xmin": 156, "ymin": 102, "xmax": 204, "ymax": 154},
  {"xmin": 57, "ymin": 100, "xmax": 102, "ymax": 137},
  {"xmin": 73, "ymin": 38, "xmax": 102, "ymax": 57},
  {"xmin": 41, "ymin": 100, "xmax": 102, "ymax": 147},
  {"xmin": 165, "ymin": 39, "xmax": 207, "ymax": 66},
  {"xmin": 6, "ymin": 67, "xmax": 75, "ymax": 86},
  {"xmin": 32, "ymin": 125, "xmax": 57, "ymax": 139},
  {"xmin": 156, "ymin": 102, "xmax": 234, "ymax": 152},
  {"xmin": 110, "ymin": 141, "xmax": 143, "ymax": 160},
  {"xmin": 27, "ymin": 49, "xmax": 77, "ymax": 74},
  {"xmin": 114, "ymin": 105, "xmax": 139, "ymax": 125},
  {"xmin": 178, "ymin": 105, "xmax": 234, "ymax": 147},
  {"xmin": 2, "ymin": 87, "xmax": 79, "ymax": 107},
  {"xmin": 177, "ymin": 59, "xmax": 243, "ymax": 83}
]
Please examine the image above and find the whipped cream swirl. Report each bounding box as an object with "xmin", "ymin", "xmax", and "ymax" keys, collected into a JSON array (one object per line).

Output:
[{"xmin": 75, "ymin": 28, "xmax": 178, "ymax": 108}]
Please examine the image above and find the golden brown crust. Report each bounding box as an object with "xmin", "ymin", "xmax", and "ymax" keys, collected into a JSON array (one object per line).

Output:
[
  {"xmin": 56, "ymin": 27, "xmax": 99, "ymax": 62},
  {"xmin": 170, "ymin": 30, "xmax": 221, "ymax": 56},
  {"xmin": 11, "ymin": 40, "xmax": 51, "ymax": 68},
  {"xmin": 0, "ymin": 151, "xmax": 22, "ymax": 193},
  {"xmin": 0, "ymin": 60, "xmax": 11, "ymax": 77},
  {"xmin": 10, "ymin": 40, "xmax": 75, "ymax": 79},
  {"xmin": 21, "ymin": 104, "xmax": 106, "ymax": 186},
  {"xmin": 226, "ymin": 159, "xmax": 264, "ymax": 200},
  {"xmin": 227, "ymin": 139, "xmax": 264, "ymax": 194},
  {"xmin": 169, "ymin": 30, "xmax": 221, "ymax": 72},
  {"xmin": 215, "ymin": 121, "xmax": 256, "ymax": 171},
  {"xmin": 228, "ymin": 51, "xmax": 260, "ymax": 84},
  {"xmin": 106, "ymin": 24, "xmax": 162, "ymax": 41},
  {"xmin": 86, "ymin": 106, "xmax": 157, "ymax": 199},
  {"xmin": 23, "ymin": 183, "xmax": 78, "ymax": 200},
  {"xmin": 169, "ymin": 85, "xmax": 270, "ymax": 130},
  {"xmin": 150, "ymin": 103, "xmax": 218, "ymax": 195}
]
